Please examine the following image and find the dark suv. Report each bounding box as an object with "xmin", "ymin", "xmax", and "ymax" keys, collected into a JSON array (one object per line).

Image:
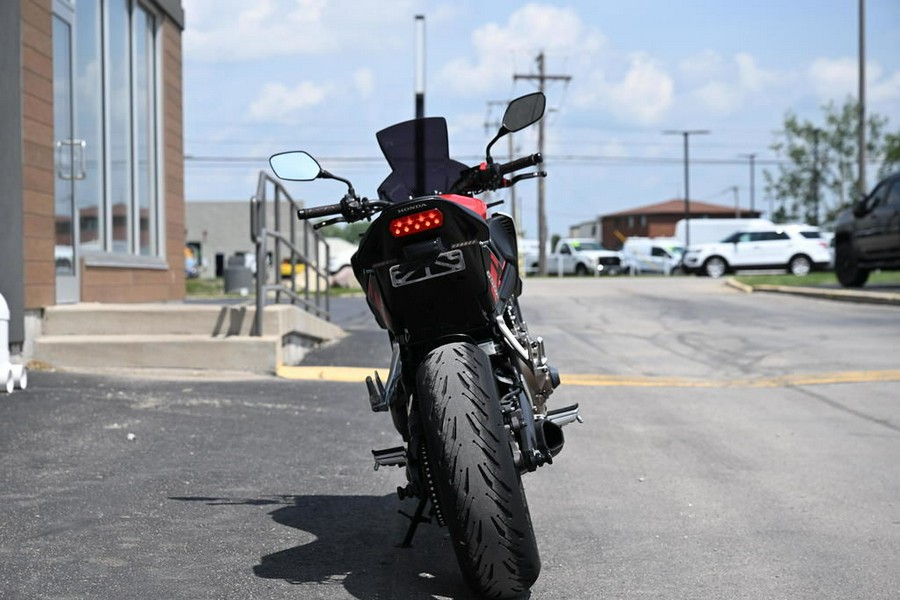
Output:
[{"xmin": 833, "ymin": 171, "xmax": 900, "ymax": 287}]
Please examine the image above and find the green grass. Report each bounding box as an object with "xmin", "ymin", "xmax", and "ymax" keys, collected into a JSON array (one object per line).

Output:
[
  {"xmin": 733, "ymin": 271, "xmax": 900, "ymax": 287},
  {"xmin": 185, "ymin": 277, "xmax": 362, "ymax": 298},
  {"xmin": 185, "ymin": 277, "xmax": 239, "ymax": 297}
]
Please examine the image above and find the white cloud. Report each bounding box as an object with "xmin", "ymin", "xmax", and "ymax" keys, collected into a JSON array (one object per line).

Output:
[
  {"xmin": 183, "ymin": 0, "xmax": 414, "ymax": 61},
  {"xmin": 807, "ymin": 56, "xmax": 900, "ymax": 107},
  {"xmin": 807, "ymin": 57, "xmax": 860, "ymax": 99},
  {"xmin": 871, "ymin": 69, "xmax": 900, "ymax": 104},
  {"xmin": 437, "ymin": 4, "xmax": 605, "ymax": 96},
  {"xmin": 735, "ymin": 53, "xmax": 782, "ymax": 93},
  {"xmin": 677, "ymin": 51, "xmax": 784, "ymax": 116},
  {"xmin": 248, "ymin": 81, "xmax": 331, "ymax": 122},
  {"xmin": 354, "ymin": 68, "xmax": 375, "ymax": 98},
  {"xmin": 605, "ymin": 55, "xmax": 674, "ymax": 124},
  {"xmin": 577, "ymin": 53, "xmax": 675, "ymax": 125}
]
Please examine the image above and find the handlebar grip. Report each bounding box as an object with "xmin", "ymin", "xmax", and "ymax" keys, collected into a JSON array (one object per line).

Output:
[
  {"xmin": 498, "ymin": 153, "xmax": 543, "ymax": 175},
  {"xmin": 296, "ymin": 203, "xmax": 344, "ymax": 220}
]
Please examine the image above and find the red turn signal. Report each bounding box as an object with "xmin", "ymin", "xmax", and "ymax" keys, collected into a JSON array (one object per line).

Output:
[{"xmin": 389, "ymin": 209, "xmax": 444, "ymax": 237}]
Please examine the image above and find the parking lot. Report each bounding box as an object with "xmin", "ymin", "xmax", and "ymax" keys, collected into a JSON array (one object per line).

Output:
[{"xmin": 2, "ymin": 278, "xmax": 899, "ymax": 599}]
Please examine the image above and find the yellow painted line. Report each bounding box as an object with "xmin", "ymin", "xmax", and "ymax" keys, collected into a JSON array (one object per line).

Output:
[
  {"xmin": 277, "ymin": 365, "xmax": 388, "ymax": 382},
  {"xmin": 562, "ymin": 370, "xmax": 900, "ymax": 388},
  {"xmin": 277, "ymin": 365, "xmax": 900, "ymax": 389}
]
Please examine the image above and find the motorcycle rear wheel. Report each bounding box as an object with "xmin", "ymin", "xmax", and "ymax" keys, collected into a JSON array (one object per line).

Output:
[{"xmin": 416, "ymin": 341, "xmax": 540, "ymax": 599}]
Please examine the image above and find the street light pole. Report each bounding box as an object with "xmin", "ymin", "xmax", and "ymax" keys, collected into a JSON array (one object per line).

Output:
[
  {"xmin": 739, "ymin": 153, "xmax": 757, "ymax": 213},
  {"xmin": 664, "ymin": 129, "xmax": 710, "ymax": 248},
  {"xmin": 414, "ymin": 15, "xmax": 426, "ymax": 196},
  {"xmin": 858, "ymin": 0, "xmax": 867, "ymax": 199}
]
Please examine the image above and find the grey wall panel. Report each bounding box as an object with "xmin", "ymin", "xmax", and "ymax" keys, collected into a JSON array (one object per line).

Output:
[{"xmin": 0, "ymin": 1, "xmax": 25, "ymax": 346}]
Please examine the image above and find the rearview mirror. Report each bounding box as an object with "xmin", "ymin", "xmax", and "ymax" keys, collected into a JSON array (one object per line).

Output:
[
  {"xmin": 502, "ymin": 92, "xmax": 546, "ymax": 132},
  {"xmin": 486, "ymin": 92, "xmax": 546, "ymax": 161},
  {"xmin": 269, "ymin": 151, "xmax": 322, "ymax": 181}
]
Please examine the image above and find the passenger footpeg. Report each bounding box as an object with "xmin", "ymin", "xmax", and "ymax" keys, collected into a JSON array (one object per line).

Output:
[
  {"xmin": 372, "ymin": 446, "xmax": 407, "ymax": 471},
  {"xmin": 546, "ymin": 403, "xmax": 583, "ymax": 427}
]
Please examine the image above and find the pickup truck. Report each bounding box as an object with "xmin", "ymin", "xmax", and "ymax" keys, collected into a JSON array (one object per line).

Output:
[
  {"xmin": 833, "ymin": 171, "xmax": 900, "ymax": 287},
  {"xmin": 524, "ymin": 237, "xmax": 624, "ymax": 276}
]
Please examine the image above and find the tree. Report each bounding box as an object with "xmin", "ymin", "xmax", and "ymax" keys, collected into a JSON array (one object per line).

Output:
[
  {"xmin": 318, "ymin": 220, "xmax": 369, "ymax": 242},
  {"xmin": 764, "ymin": 98, "xmax": 900, "ymax": 226}
]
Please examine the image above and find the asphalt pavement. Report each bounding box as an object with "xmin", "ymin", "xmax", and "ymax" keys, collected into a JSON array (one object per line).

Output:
[{"xmin": 2, "ymin": 281, "xmax": 898, "ymax": 599}]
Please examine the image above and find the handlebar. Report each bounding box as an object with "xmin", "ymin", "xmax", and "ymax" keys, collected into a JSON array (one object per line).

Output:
[
  {"xmin": 498, "ymin": 153, "xmax": 543, "ymax": 175},
  {"xmin": 296, "ymin": 203, "xmax": 345, "ymax": 220}
]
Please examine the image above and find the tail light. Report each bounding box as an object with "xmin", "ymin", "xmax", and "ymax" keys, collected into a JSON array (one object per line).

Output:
[{"xmin": 389, "ymin": 208, "xmax": 443, "ymax": 238}]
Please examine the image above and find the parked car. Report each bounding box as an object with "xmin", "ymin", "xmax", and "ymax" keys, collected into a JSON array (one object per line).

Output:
[
  {"xmin": 833, "ymin": 171, "xmax": 900, "ymax": 287},
  {"xmin": 621, "ymin": 237, "xmax": 684, "ymax": 275},
  {"xmin": 681, "ymin": 224, "xmax": 831, "ymax": 278}
]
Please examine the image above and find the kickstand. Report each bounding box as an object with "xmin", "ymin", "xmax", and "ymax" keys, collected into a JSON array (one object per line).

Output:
[{"xmin": 397, "ymin": 495, "xmax": 430, "ymax": 548}]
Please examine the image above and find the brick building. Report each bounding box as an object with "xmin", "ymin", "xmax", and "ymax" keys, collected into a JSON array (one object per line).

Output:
[
  {"xmin": 570, "ymin": 199, "xmax": 762, "ymax": 250},
  {"xmin": 0, "ymin": 0, "xmax": 184, "ymax": 355}
]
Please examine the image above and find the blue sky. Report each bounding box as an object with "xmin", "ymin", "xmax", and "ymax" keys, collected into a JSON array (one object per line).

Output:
[{"xmin": 182, "ymin": 0, "xmax": 900, "ymax": 238}]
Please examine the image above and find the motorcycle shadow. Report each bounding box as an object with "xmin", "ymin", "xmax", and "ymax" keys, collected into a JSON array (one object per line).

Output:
[{"xmin": 171, "ymin": 493, "xmax": 483, "ymax": 599}]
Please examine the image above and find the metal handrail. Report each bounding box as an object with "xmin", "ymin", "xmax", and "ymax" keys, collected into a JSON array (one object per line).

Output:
[{"xmin": 250, "ymin": 171, "xmax": 331, "ymax": 336}]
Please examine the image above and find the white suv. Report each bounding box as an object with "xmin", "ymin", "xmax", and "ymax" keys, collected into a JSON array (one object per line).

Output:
[{"xmin": 682, "ymin": 224, "xmax": 831, "ymax": 278}]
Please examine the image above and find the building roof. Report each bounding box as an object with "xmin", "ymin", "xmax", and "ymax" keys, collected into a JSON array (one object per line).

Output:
[{"xmin": 603, "ymin": 199, "xmax": 761, "ymax": 218}]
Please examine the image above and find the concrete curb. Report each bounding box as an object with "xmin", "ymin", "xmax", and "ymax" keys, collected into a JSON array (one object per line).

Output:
[{"xmin": 725, "ymin": 277, "xmax": 900, "ymax": 306}]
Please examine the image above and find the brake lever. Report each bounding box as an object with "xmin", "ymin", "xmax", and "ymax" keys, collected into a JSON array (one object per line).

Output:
[
  {"xmin": 508, "ymin": 171, "xmax": 547, "ymax": 185},
  {"xmin": 313, "ymin": 216, "xmax": 346, "ymax": 230}
]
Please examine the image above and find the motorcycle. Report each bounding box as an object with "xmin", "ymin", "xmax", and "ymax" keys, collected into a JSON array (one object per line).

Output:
[{"xmin": 269, "ymin": 92, "xmax": 581, "ymax": 599}]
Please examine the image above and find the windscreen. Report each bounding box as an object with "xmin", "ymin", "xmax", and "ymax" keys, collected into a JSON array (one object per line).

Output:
[{"xmin": 375, "ymin": 117, "xmax": 469, "ymax": 203}]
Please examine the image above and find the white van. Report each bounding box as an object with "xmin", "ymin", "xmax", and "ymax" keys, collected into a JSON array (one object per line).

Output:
[{"xmin": 622, "ymin": 237, "xmax": 685, "ymax": 275}]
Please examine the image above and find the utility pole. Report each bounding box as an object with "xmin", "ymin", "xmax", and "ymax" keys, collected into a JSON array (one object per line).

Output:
[
  {"xmin": 663, "ymin": 129, "xmax": 710, "ymax": 249},
  {"xmin": 858, "ymin": 0, "xmax": 867, "ymax": 199},
  {"xmin": 514, "ymin": 52, "xmax": 570, "ymax": 276},
  {"xmin": 812, "ymin": 128, "xmax": 821, "ymax": 225},
  {"xmin": 738, "ymin": 153, "xmax": 757, "ymax": 213}
]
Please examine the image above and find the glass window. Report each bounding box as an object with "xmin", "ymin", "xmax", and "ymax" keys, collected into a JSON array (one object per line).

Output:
[
  {"xmin": 887, "ymin": 182, "xmax": 900, "ymax": 209},
  {"xmin": 109, "ymin": 0, "xmax": 132, "ymax": 253},
  {"xmin": 74, "ymin": 0, "xmax": 104, "ymax": 252},
  {"xmin": 67, "ymin": 0, "xmax": 161, "ymax": 258},
  {"xmin": 134, "ymin": 5, "xmax": 157, "ymax": 256}
]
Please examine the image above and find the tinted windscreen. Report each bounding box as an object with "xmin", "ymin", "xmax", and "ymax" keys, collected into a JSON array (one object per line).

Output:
[{"xmin": 375, "ymin": 117, "xmax": 469, "ymax": 202}]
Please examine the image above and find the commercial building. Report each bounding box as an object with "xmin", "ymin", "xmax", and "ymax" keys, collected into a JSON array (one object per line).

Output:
[
  {"xmin": 569, "ymin": 199, "xmax": 762, "ymax": 249},
  {"xmin": 0, "ymin": 0, "xmax": 185, "ymax": 356}
]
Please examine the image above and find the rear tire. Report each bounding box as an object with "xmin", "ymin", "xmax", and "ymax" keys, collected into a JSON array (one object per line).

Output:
[{"xmin": 417, "ymin": 342, "xmax": 540, "ymax": 599}]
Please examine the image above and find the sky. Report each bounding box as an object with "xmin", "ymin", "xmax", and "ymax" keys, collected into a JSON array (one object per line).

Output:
[{"xmin": 182, "ymin": 0, "xmax": 900, "ymax": 239}]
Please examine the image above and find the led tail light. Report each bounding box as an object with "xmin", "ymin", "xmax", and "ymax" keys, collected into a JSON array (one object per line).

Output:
[{"xmin": 389, "ymin": 208, "xmax": 443, "ymax": 237}]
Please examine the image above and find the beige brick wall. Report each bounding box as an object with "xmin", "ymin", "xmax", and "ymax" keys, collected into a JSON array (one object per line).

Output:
[{"xmin": 21, "ymin": 0, "xmax": 54, "ymax": 309}]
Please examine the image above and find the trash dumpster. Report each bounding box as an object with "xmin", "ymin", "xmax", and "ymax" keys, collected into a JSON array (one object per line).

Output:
[{"xmin": 223, "ymin": 255, "xmax": 253, "ymax": 295}]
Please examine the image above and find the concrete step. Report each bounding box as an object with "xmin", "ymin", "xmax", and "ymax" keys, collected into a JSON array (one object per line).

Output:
[
  {"xmin": 34, "ymin": 302, "xmax": 345, "ymax": 373},
  {"xmin": 34, "ymin": 334, "xmax": 282, "ymax": 372},
  {"xmin": 43, "ymin": 303, "xmax": 257, "ymax": 336}
]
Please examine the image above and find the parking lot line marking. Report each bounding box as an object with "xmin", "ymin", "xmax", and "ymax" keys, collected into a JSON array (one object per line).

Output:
[
  {"xmin": 277, "ymin": 366, "xmax": 900, "ymax": 388},
  {"xmin": 277, "ymin": 366, "xmax": 388, "ymax": 382}
]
